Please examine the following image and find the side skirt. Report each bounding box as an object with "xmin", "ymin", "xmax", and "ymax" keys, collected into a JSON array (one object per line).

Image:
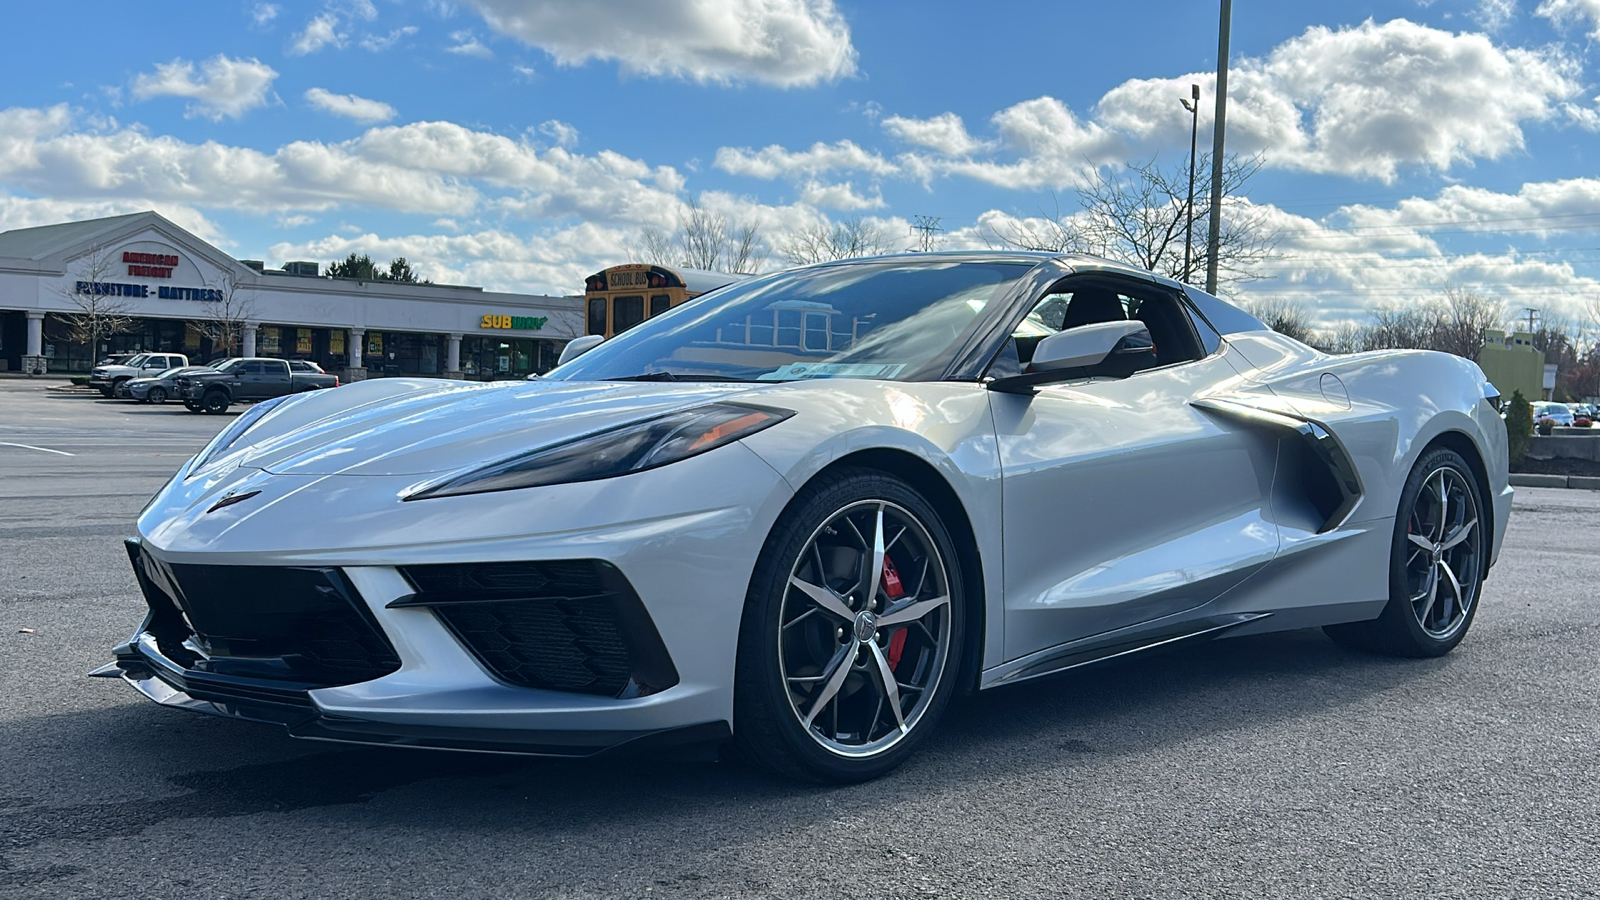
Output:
[{"xmin": 979, "ymin": 612, "xmax": 1272, "ymax": 689}]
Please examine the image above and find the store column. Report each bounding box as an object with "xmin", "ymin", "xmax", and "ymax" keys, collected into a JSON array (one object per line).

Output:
[
  {"xmin": 23, "ymin": 312, "xmax": 46, "ymax": 376},
  {"xmin": 346, "ymin": 329, "xmax": 366, "ymax": 382},
  {"xmin": 242, "ymin": 323, "xmax": 258, "ymax": 358},
  {"xmin": 445, "ymin": 333, "xmax": 463, "ymax": 379}
]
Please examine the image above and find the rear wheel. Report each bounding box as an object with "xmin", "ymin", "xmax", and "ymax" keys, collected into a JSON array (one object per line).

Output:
[
  {"xmin": 200, "ymin": 391, "xmax": 230, "ymax": 415},
  {"xmin": 183, "ymin": 400, "xmax": 202, "ymax": 412},
  {"xmin": 734, "ymin": 470, "xmax": 965, "ymax": 782},
  {"xmin": 1324, "ymin": 447, "xmax": 1485, "ymax": 657},
  {"xmin": 147, "ymin": 386, "xmax": 168, "ymax": 404}
]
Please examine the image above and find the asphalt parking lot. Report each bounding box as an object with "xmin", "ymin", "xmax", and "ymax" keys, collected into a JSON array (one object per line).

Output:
[{"xmin": 1, "ymin": 377, "xmax": 1597, "ymax": 899}]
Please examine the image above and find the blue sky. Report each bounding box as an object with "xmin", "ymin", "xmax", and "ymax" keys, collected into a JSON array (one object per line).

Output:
[{"xmin": 3, "ymin": 0, "xmax": 1600, "ymax": 328}]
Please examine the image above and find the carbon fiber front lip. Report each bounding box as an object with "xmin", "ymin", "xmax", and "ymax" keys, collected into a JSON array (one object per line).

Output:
[{"xmin": 98, "ymin": 634, "xmax": 729, "ymax": 757}]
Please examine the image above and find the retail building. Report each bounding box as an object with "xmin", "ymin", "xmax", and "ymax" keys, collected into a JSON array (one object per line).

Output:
[{"xmin": 0, "ymin": 212, "xmax": 582, "ymax": 379}]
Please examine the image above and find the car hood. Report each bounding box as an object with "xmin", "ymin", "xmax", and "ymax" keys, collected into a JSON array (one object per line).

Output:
[{"xmin": 227, "ymin": 378, "xmax": 767, "ymax": 477}]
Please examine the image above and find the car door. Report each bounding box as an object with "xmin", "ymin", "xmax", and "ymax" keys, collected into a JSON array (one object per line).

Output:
[{"xmin": 990, "ymin": 275, "xmax": 1282, "ymax": 662}]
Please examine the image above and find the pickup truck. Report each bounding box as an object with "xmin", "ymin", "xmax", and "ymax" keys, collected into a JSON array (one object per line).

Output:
[
  {"xmin": 176, "ymin": 357, "xmax": 339, "ymax": 414},
  {"xmin": 89, "ymin": 352, "xmax": 189, "ymax": 397}
]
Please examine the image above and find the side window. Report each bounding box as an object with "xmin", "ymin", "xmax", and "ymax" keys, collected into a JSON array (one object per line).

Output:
[
  {"xmin": 587, "ymin": 297, "xmax": 607, "ymax": 335},
  {"xmin": 243, "ymin": 361, "xmax": 268, "ymax": 375},
  {"xmin": 1005, "ymin": 280, "xmax": 1205, "ymax": 374}
]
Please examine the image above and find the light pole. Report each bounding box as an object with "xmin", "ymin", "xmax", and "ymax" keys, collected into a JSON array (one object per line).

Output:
[
  {"xmin": 1205, "ymin": 0, "xmax": 1232, "ymax": 295},
  {"xmin": 1180, "ymin": 84, "xmax": 1200, "ymax": 284}
]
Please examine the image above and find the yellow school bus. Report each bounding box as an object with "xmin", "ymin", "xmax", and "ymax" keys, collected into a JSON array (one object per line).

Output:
[{"xmin": 582, "ymin": 264, "xmax": 742, "ymax": 338}]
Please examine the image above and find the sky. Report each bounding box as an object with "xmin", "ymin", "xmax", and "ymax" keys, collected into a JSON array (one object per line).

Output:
[{"xmin": 4, "ymin": 0, "xmax": 1600, "ymax": 330}]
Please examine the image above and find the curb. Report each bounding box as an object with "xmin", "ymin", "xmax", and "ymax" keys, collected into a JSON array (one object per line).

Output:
[{"xmin": 1510, "ymin": 473, "xmax": 1600, "ymax": 490}]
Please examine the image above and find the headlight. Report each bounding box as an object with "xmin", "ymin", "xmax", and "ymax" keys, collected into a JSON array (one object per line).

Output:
[
  {"xmin": 407, "ymin": 403, "xmax": 793, "ymax": 500},
  {"xmin": 187, "ymin": 393, "xmax": 299, "ymax": 476}
]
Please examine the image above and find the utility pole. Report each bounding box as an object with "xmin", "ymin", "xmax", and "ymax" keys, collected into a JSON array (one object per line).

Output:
[
  {"xmin": 1523, "ymin": 307, "xmax": 1539, "ymax": 334},
  {"xmin": 1205, "ymin": 0, "xmax": 1232, "ymax": 295},
  {"xmin": 910, "ymin": 215, "xmax": 944, "ymax": 253},
  {"xmin": 1180, "ymin": 84, "xmax": 1200, "ymax": 284}
]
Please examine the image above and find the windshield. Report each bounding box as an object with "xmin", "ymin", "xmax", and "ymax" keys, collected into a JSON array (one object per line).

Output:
[
  {"xmin": 212, "ymin": 358, "xmax": 243, "ymax": 372},
  {"xmin": 124, "ymin": 354, "xmax": 150, "ymax": 367},
  {"xmin": 156, "ymin": 366, "xmax": 186, "ymax": 379},
  {"xmin": 550, "ymin": 260, "xmax": 1034, "ymax": 383}
]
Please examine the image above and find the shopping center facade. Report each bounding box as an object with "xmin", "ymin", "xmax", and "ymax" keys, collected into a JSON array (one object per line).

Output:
[{"xmin": 0, "ymin": 212, "xmax": 583, "ymax": 380}]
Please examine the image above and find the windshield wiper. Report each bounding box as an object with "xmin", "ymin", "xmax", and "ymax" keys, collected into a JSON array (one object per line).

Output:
[{"xmin": 604, "ymin": 372, "xmax": 757, "ymax": 383}]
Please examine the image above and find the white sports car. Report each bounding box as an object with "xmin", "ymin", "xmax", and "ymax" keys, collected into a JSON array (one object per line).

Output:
[{"xmin": 99, "ymin": 252, "xmax": 1511, "ymax": 782}]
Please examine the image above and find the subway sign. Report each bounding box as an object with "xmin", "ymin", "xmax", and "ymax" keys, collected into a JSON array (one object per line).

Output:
[{"xmin": 479, "ymin": 314, "xmax": 547, "ymax": 330}]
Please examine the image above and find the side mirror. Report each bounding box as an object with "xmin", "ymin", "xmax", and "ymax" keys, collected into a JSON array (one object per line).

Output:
[
  {"xmin": 557, "ymin": 335, "xmax": 604, "ymax": 367},
  {"xmin": 988, "ymin": 321, "xmax": 1155, "ymax": 394}
]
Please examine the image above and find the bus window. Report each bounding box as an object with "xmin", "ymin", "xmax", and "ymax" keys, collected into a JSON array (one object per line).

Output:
[
  {"xmin": 582, "ymin": 264, "xmax": 742, "ymax": 338},
  {"xmin": 614, "ymin": 296, "xmax": 645, "ymax": 332}
]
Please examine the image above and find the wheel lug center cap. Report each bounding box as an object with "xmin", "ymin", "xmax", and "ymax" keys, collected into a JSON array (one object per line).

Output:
[{"xmin": 853, "ymin": 611, "xmax": 878, "ymax": 643}]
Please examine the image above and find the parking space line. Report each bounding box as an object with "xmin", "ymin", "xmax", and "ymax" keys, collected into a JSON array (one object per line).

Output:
[{"xmin": 0, "ymin": 441, "xmax": 76, "ymax": 456}]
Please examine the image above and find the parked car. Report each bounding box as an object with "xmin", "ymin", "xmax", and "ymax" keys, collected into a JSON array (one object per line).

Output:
[
  {"xmin": 102, "ymin": 250, "xmax": 1511, "ymax": 782},
  {"xmin": 121, "ymin": 366, "xmax": 216, "ymax": 404},
  {"xmin": 1532, "ymin": 401, "xmax": 1574, "ymax": 432},
  {"xmin": 176, "ymin": 357, "xmax": 339, "ymax": 414},
  {"xmin": 91, "ymin": 353, "xmax": 189, "ymax": 398}
]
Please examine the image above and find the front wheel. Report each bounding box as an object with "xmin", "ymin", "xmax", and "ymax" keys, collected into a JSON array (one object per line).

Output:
[
  {"xmin": 1324, "ymin": 447, "xmax": 1486, "ymax": 657},
  {"xmin": 734, "ymin": 469, "xmax": 965, "ymax": 782},
  {"xmin": 200, "ymin": 392, "xmax": 230, "ymax": 415},
  {"xmin": 147, "ymin": 386, "xmax": 167, "ymax": 404}
]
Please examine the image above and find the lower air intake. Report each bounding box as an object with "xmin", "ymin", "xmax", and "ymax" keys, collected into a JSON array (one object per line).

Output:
[{"xmin": 395, "ymin": 560, "xmax": 678, "ymax": 699}]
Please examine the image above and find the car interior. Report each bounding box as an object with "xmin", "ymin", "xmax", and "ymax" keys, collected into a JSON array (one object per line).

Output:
[{"xmin": 1000, "ymin": 277, "xmax": 1208, "ymax": 377}]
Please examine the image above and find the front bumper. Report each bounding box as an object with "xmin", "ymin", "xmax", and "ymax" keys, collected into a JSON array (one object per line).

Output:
[
  {"xmin": 105, "ymin": 441, "xmax": 794, "ymax": 755},
  {"xmin": 94, "ymin": 638, "xmax": 729, "ymax": 756}
]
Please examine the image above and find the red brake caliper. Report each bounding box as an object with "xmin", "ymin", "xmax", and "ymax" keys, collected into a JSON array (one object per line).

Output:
[{"xmin": 882, "ymin": 555, "xmax": 908, "ymax": 670}]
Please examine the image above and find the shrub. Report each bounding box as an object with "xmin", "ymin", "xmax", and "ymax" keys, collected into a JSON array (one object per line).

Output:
[{"xmin": 1506, "ymin": 390, "xmax": 1534, "ymax": 467}]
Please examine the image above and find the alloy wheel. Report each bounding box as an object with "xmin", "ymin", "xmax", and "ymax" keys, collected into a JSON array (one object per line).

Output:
[
  {"xmin": 1403, "ymin": 466, "xmax": 1483, "ymax": 640},
  {"xmin": 778, "ymin": 499, "xmax": 952, "ymax": 758},
  {"xmin": 148, "ymin": 387, "xmax": 167, "ymax": 404}
]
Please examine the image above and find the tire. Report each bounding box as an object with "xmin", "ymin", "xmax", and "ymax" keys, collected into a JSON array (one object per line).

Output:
[
  {"xmin": 98, "ymin": 387, "xmax": 114, "ymax": 398},
  {"xmin": 734, "ymin": 469, "xmax": 966, "ymax": 783},
  {"xmin": 200, "ymin": 391, "xmax": 230, "ymax": 415},
  {"xmin": 183, "ymin": 400, "xmax": 202, "ymax": 412},
  {"xmin": 1324, "ymin": 446, "xmax": 1486, "ymax": 657},
  {"xmin": 147, "ymin": 387, "xmax": 167, "ymax": 404}
]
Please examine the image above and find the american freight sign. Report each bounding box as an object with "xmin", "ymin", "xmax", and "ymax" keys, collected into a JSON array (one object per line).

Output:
[{"xmin": 123, "ymin": 251, "xmax": 178, "ymax": 278}]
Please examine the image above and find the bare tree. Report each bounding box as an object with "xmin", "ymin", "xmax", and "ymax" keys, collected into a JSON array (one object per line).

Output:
[
  {"xmin": 1431, "ymin": 287, "xmax": 1504, "ymax": 362},
  {"xmin": 194, "ymin": 269, "xmax": 257, "ymax": 359},
  {"xmin": 1242, "ymin": 296, "xmax": 1316, "ymax": 344},
  {"xmin": 989, "ymin": 153, "xmax": 1278, "ymax": 292},
  {"xmin": 57, "ymin": 245, "xmax": 134, "ymax": 356},
  {"xmin": 636, "ymin": 197, "xmax": 767, "ymax": 274},
  {"xmin": 781, "ymin": 216, "xmax": 898, "ymax": 265}
]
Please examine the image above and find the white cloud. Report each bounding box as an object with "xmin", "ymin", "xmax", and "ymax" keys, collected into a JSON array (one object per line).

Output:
[
  {"xmin": 720, "ymin": 19, "xmax": 1586, "ymax": 193},
  {"xmin": 1536, "ymin": 0, "xmax": 1600, "ymax": 37},
  {"xmin": 715, "ymin": 140, "xmax": 896, "ymax": 179},
  {"xmin": 797, "ymin": 180, "xmax": 883, "ymax": 210},
  {"xmin": 251, "ymin": 3, "xmax": 280, "ymax": 27},
  {"xmin": 0, "ymin": 191, "xmax": 223, "ymax": 244},
  {"xmin": 446, "ymin": 30, "xmax": 493, "ymax": 57},
  {"xmin": 291, "ymin": 13, "xmax": 344, "ymax": 54},
  {"xmin": 538, "ymin": 120, "xmax": 578, "ymax": 149},
  {"xmin": 882, "ymin": 112, "xmax": 988, "ymax": 156},
  {"xmin": 1475, "ymin": 0, "xmax": 1517, "ymax": 31},
  {"xmin": 361, "ymin": 26, "xmax": 418, "ymax": 51},
  {"xmin": 461, "ymin": 0, "xmax": 856, "ymax": 87},
  {"xmin": 131, "ymin": 55, "xmax": 278, "ymax": 120},
  {"xmin": 305, "ymin": 87, "xmax": 397, "ymax": 123}
]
